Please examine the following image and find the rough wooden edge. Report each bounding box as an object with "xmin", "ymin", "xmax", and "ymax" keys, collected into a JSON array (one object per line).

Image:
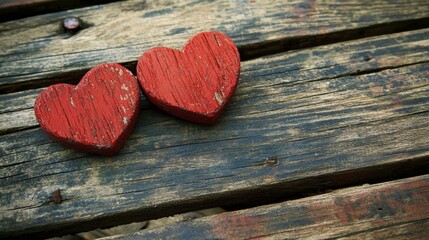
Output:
[
  {"xmin": 0, "ymin": 0, "xmax": 121, "ymax": 22},
  {"xmin": 1, "ymin": 0, "xmax": 429, "ymax": 93},
  {"xmin": 239, "ymin": 16, "xmax": 429, "ymax": 61},
  {"xmin": 2, "ymin": 28, "xmax": 429, "ymax": 134},
  {"xmin": 103, "ymin": 174, "xmax": 429, "ymax": 239}
]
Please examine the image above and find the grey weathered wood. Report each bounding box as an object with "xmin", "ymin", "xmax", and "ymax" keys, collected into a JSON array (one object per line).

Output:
[
  {"xmin": 0, "ymin": 88, "xmax": 42, "ymax": 114},
  {"xmin": 2, "ymin": 28, "xmax": 429, "ymax": 134},
  {"xmin": 104, "ymin": 174, "xmax": 429, "ymax": 239},
  {"xmin": 0, "ymin": 109, "xmax": 37, "ymax": 134},
  {"xmin": 0, "ymin": 89, "xmax": 42, "ymax": 134},
  {"xmin": 1, "ymin": 0, "xmax": 429, "ymax": 93},
  {"xmin": 1, "ymin": 29, "xmax": 429, "ymax": 238}
]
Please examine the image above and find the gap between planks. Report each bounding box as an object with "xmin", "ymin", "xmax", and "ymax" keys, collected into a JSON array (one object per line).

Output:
[
  {"xmin": 2, "ymin": 17, "xmax": 429, "ymax": 95},
  {"xmin": 2, "ymin": 26, "xmax": 429, "ymax": 135},
  {"xmin": 0, "ymin": 0, "xmax": 122, "ymax": 23},
  {"xmin": 1, "ymin": 59, "xmax": 429, "ymax": 136},
  {"xmin": 1, "ymin": 28, "xmax": 429, "ymax": 238},
  {"xmin": 1, "ymin": 0, "xmax": 429, "ymax": 94},
  {"xmin": 103, "ymin": 174, "xmax": 429, "ymax": 240},
  {"xmin": 239, "ymin": 17, "xmax": 429, "ymax": 61},
  {"xmin": 3, "ymin": 156, "xmax": 429, "ymax": 239}
]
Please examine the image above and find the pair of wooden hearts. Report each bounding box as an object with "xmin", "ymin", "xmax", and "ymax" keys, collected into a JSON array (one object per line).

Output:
[{"xmin": 34, "ymin": 31, "xmax": 240, "ymax": 156}]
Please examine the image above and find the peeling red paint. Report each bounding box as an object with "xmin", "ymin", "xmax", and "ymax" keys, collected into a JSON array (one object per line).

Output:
[{"xmin": 213, "ymin": 213, "xmax": 266, "ymax": 239}]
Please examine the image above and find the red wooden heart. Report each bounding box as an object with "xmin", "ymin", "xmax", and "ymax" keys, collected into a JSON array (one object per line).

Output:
[
  {"xmin": 137, "ymin": 31, "xmax": 240, "ymax": 124},
  {"xmin": 34, "ymin": 63, "xmax": 141, "ymax": 156}
]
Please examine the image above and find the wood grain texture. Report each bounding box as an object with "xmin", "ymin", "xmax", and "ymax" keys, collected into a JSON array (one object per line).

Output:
[
  {"xmin": 1, "ymin": 29, "xmax": 429, "ymax": 238},
  {"xmin": 34, "ymin": 63, "xmax": 141, "ymax": 155},
  {"xmin": 3, "ymin": 27, "xmax": 429, "ymax": 134},
  {"xmin": 0, "ymin": 0, "xmax": 120, "ymax": 22},
  {"xmin": 0, "ymin": 89, "xmax": 42, "ymax": 133},
  {"xmin": 105, "ymin": 175, "xmax": 429, "ymax": 239},
  {"xmin": 0, "ymin": 88, "xmax": 151, "ymax": 135},
  {"xmin": 137, "ymin": 31, "xmax": 240, "ymax": 124},
  {"xmin": 1, "ymin": 0, "xmax": 429, "ymax": 93}
]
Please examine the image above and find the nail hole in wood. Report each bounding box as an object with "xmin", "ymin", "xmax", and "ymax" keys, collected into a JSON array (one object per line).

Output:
[
  {"xmin": 364, "ymin": 55, "xmax": 372, "ymax": 62},
  {"xmin": 265, "ymin": 157, "xmax": 278, "ymax": 166},
  {"xmin": 52, "ymin": 189, "xmax": 62, "ymax": 204}
]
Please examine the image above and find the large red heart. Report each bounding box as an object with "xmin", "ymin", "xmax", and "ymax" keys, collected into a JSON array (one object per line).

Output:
[
  {"xmin": 137, "ymin": 31, "xmax": 240, "ymax": 124},
  {"xmin": 34, "ymin": 63, "xmax": 140, "ymax": 156}
]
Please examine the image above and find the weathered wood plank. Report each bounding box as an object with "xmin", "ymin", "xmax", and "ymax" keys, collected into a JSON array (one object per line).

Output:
[
  {"xmin": 1, "ymin": 29, "xmax": 429, "ymax": 238},
  {"xmin": 2, "ymin": 29, "xmax": 429, "ymax": 134},
  {"xmin": 104, "ymin": 175, "xmax": 429, "ymax": 239},
  {"xmin": 1, "ymin": 0, "xmax": 429, "ymax": 93},
  {"xmin": 0, "ymin": 89, "xmax": 41, "ymax": 133},
  {"xmin": 0, "ymin": 0, "xmax": 120, "ymax": 22},
  {"xmin": 0, "ymin": 88, "xmax": 42, "ymax": 113},
  {"xmin": 0, "ymin": 109, "xmax": 37, "ymax": 134}
]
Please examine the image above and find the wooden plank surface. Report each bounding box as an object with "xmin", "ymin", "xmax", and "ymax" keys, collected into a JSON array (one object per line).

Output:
[
  {"xmin": 1, "ymin": 28, "xmax": 429, "ymax": 238},
  {"xmin": 104, "ymin": 174, "xmax": 429, "ymax": 239},
  {"xmin": 1, "ymin": 0, "xmax": 429, "ymax": 93},
  {"xmin": 0, "ymin": 0, "xmax": 120, "ymax": 22},
  {"xmin": 3, "ymin": 27, "xmax": 429, "ymax": 134}
]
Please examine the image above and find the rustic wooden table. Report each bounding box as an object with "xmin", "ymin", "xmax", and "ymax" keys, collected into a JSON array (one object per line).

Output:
[{"xmin": 1, "ymin": 0, "xmax": 429, "ymax": 239}]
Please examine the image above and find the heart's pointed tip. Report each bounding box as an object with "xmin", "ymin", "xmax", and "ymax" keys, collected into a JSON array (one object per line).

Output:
[
  {"xmin": 186, "ymin": 114, "xmax": 218, "ymax": 125},
  {"xmin": 44, "ymin": 132, "xmax": 119, "ymax": 156},
  {"xmin": 94, "ymin": 146, "xmax": 121, "ymax": 156}
]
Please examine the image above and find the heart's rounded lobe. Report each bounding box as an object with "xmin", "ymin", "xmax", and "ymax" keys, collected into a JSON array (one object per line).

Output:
[
  {"xmin": 34, "ymin": 63, "xmax": 140, "ymax": 156},
  {"xmin": 137, "ymin": 31, "xmax": 240, "ymax": 124}
]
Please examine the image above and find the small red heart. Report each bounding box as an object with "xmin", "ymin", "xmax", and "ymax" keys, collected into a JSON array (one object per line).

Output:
[
  {"xmin": 34, "ymin": 63, "xmax": 140, "ymax": 156},
  {"xmin": 137, "ymin": 31, "xmax": 240, "ymax": 124}
]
